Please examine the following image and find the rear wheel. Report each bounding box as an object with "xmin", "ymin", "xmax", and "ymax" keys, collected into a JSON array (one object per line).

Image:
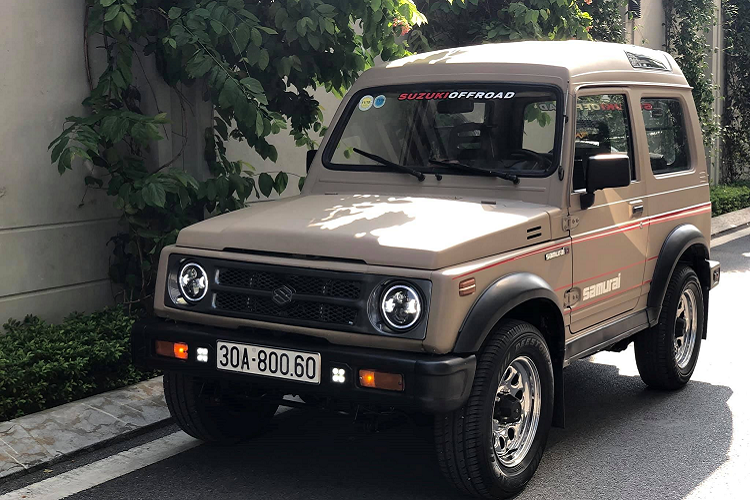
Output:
[
  {"xmin": 635, "ymin": 264, "xmax": 704, "ymax": 390},
  {"xmin": 435, "ymin": 320, "xmax": 554, "ymax": 499},
  {"xmin": 163, "ymin": 372, "xmax": 278, "ymax": 444}
]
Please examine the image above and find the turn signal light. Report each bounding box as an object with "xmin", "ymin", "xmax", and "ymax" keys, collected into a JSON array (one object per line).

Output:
[
  {"xmin": 359, "ymin": 370, "xmax": 404, "ymax": 391},
  {"xmin": 459, "ymin": 278, "xmax": 476, "ymax": 296},
  {"xmin": 155, "ymin": 340, "xmax": 189, "ymax": 360}
]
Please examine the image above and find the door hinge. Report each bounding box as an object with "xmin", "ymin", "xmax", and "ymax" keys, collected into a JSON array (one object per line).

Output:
[
  {"xmin": 563, "ymin": 288, "xmax": 580, "ymax": 308},
  {"xmin": 562, "ymin": 216, "xmax": 580, "ymax": 231}
]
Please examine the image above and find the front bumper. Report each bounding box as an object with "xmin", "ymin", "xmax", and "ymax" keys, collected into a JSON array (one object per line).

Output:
[{"xmin": 132, "ymin": 319, "xmax": 476, "ymax": 413}]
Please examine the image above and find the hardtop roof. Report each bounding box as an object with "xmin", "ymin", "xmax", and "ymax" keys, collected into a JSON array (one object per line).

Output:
[{"xmin": 366, "ymin": 40, "xmax": 688, "ymax": 88}]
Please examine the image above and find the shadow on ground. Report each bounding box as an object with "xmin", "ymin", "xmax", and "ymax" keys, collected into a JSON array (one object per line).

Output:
[{"xmin": 74, "ymin": 359, "xmax": 733, "ymax": 500}]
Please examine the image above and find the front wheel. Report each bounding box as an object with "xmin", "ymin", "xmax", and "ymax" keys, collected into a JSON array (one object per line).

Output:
[
  {"xmin": 163, "ymin": 372, "xmax": 278, "ymax": 444},
  {"xmin": 435, "ymin": 320, "xmax": 554, "ymax": 499}
]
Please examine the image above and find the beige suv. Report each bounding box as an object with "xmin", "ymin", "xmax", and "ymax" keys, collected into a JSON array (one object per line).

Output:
[{"xmin": 132, "ymin": 41, "xmax": 721, "ymax": 499}]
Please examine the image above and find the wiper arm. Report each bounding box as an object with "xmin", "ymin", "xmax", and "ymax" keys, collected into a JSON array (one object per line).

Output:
[
  {"xmin": 353, "ymin": 148, "xmax": 425, "ymax": 182},
  {"xmin": 428, "ymin": 158, "xmax": 519, "ymax": 185}
]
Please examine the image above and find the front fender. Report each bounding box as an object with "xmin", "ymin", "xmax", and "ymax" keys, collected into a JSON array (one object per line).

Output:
[{"xmin": 453, "ymin": 272, "xmax": 562, "ymax": 354}]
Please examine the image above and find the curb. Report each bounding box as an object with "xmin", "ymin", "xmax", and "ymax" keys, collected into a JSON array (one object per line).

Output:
[
  {"xmin": 711, "ymin": 206, "xmax": 750, "ymax": 237},
  {"xmin": 0, "ymin": 377, "xmax": 171, "ymax": 482}
]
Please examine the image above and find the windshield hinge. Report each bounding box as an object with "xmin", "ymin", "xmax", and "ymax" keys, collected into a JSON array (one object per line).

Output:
[{"xmin": 562, "ymin": 216, "xmax": 580, "ymax": 231}]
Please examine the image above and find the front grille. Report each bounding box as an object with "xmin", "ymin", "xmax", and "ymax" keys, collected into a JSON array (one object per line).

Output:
[
  {"xmin": 217, "ymin": 268, "xmax": 362, "ymax": 299},
  {"xmin": 214, "ymin": 291, "xmax": 358, "ymax": 325}
]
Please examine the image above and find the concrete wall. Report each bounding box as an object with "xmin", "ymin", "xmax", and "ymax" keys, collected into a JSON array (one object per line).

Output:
[{"xmin": 0, "ymin": 0, "xmax": 120, "ymax": 323}]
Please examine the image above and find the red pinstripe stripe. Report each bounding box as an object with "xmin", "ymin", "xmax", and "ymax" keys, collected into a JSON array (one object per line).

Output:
[{"xmin": 452, "ymin": 202, "xmax": 711, "ymax": 280}]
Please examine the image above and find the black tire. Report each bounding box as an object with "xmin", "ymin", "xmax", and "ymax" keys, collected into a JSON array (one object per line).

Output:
[
  {"xmin": 163, "ymin": 372, "xmax": 278, "ymax": 443},
  {"xmin": 635, "ymin": 264, "xmax": 704, "ymax": 390},
  {"xmin": 435, "ymin": 320, "xmax": 554, "ymax": 499}
]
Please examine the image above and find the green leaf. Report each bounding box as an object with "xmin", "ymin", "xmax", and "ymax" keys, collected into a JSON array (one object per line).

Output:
[
  {"xmin": 371, "ymin": 0, "xmax": 382, "ymax": 11},
  {"xmin": 296, "ymin": 19, "xmax": 307, "ymax": 36},
  {"xmin": 178, "ymin": 186, "xmax": 190, "ymax": 209},
  {"xmin": 258, "ymin": 172, "xmax": 274, "ymax": 197},
  {"xmin": 235, "ymin": 24, "xmax": 251, "ymax": 53},
  {"xmin": 316, "ymin": 4, "xmax": 336, "ymax": 15},
  {"xmin": 274, "ymin": 172, "xmax": 288, "ymax": 194},
  {"xmin": 255, "ymin": 112, "xmax": 264, "ymax": 137},
  {"xmin": 251, "ymin": 27, "xmax": 262, "ymax": 46},
  {"xmin": 84, "ymin": 176, "xmax": 104, "ymax": 187},
  {"xmin": 206, "ymin": 181, "xmax": 217, "ymax": 201},
  {"xmin": 168, "ymin": 7, "xmax": 182, "ymax": 19},
  {"xmin": 101, "ymin": 0, "xmax": 117, "ymax": 7},
  {"xmin": 51, "ymin": 137, "xmax": 69, "ymax": 163},
  {"xmin": 210, "ymin": 20, "xmax": 224, "ymax": 34},
  {"xmin": 298, "ymin": 176, "xmax": 306, "ymax": 191},
  {"xmin": 142, "ymin": 183, "xmax": 166, "ymax": 208},
  {"xmin": 274, "ymin": 8, "xmax": 288, "ymax": 28},
  {"xmin": 258, "ymin": 26, "xmax": 278, "ymax": 35},
  {"xmin": 104, "ymin": 4, "xmax": 121, "ymax": 22},
  {"xmin": 240, "ymin": 77, "xmax": 264, "ymax": 95},
  {"xmin": 121, "ymin": 12, "xmax": 132, "ymax": 31},
  {"xmin": 258, "ymin": 49, "xmax": 269, "ymax": 70}
]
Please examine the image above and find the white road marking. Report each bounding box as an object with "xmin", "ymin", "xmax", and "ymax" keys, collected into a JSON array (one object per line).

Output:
[{"xmin": 0, "ymin": 432, "xmax": 200, "ymax": 500}]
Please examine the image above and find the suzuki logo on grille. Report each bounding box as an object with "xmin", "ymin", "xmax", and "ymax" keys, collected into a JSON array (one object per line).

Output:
[{"xmin": 272, "ymin": 285, "xmax": 295, "ymax": 306}]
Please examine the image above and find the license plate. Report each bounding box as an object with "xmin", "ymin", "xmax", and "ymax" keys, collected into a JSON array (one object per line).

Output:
[{"xmin": 216, "ymin": 341, "xmax": 321, "ymax": 384}]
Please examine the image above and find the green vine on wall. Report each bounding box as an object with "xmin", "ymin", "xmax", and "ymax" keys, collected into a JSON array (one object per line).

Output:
[
  {"xmin": 722, "ymin": 0, "xmax": 750, "ymax": 182},
  {"xmin": 49, "ymin": 0, "xmax": 426, "ymax": 310},
  {"xmin": 580, "ymin": 0, "xmax": 626, "ymax": 43},
  {"xmin": 663, "ymin": 0, "xmax": 719, "ymax": 152}
]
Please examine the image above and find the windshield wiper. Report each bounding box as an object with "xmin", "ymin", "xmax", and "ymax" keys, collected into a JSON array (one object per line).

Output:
[
  {"xmin": 428, "ymin": 158, "xmax": 520, "ymax": 185},
  {"xmin": 353, "ymin": 148, "xmax": 425, "ymax": 182}
]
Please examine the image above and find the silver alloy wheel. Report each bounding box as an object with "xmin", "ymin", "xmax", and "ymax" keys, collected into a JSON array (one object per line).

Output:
[
  {"xmin": 492, "ymin": 355, "xmax": 542, "ymax": 468},
  {"xmin": 674, "ymin": 287, "xmax": 698, "ymax": 369}
]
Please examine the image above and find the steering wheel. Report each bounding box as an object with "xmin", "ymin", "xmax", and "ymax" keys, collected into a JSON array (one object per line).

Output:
[{"xmin": 508, "ymin": 149, "xmax": 552, "ymax": 170}]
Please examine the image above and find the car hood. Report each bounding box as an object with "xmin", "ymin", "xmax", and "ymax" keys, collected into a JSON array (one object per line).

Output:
[{"xmin": 176, "ymin": 194, "xmax": 553, "ymax": 270}]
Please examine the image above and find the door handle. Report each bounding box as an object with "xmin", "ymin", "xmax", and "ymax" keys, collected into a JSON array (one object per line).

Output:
[{"xmin": 630, "ymin": 200, "xmax": 644, "ymax": 217}]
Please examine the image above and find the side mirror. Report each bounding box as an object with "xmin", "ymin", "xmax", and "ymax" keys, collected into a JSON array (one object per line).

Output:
[
  {"xmin": 306, "ymin": 149, "xmax": 318, "ymax": 173},
  {"xmin": 581, "ymin": 154, "xmax": 631, "ymax": 209}
]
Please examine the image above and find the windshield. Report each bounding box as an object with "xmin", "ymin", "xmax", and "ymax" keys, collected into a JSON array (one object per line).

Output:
[{"xmin": 323, "ymin": 85, "xmax": 562, "ymax": 177}]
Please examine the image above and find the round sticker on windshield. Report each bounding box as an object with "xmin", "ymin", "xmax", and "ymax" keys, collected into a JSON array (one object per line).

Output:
[
  {"xmin": 358, "ymin": 95, "xmax": 374, "ymax": 111},
  {"xmin": 373, "ymin": 95, "xmax": 386, "ymax": 108}
]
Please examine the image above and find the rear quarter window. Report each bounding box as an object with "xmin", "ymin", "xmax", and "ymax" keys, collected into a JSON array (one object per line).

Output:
[{"xmin": 641, "ymin": 98, "xmax": 691, "ymax": 175}]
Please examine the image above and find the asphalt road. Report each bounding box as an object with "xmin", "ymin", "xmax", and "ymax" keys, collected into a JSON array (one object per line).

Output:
[{"xmin": 2, "ymin": 226, "xmax": 749, "ymax": 500}]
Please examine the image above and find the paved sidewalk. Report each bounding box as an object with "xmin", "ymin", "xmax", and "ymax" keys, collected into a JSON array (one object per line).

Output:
[
  {"xmin": 711, "ymin": 206, "xmax": 750, "ymax": 236},
  {"xmin": 0, "ymin": 377, "xmax": 168, "ymax": 481}
]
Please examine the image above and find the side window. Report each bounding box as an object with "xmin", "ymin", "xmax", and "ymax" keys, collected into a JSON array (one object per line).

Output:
[
  {"xmin": 573, "ymin": 94, "xmax": 634, "ymax": 191},
  {"xmin": 641, "ymin": 98, "xmax": 690, "ymax": 175}
]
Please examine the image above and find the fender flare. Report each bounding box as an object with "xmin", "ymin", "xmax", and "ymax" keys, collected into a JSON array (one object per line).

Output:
[
  {"xmin": 647, "ymin": 224, "xmax": 709, "ymax": 324},
  {"xmin": 453, "ymin": 272, "xmax": 562, "ymax": 354}
]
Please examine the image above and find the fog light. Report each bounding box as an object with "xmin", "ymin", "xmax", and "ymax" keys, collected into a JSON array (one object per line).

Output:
[
  {"xmin": 332, "ymin": 367, "xmax": 346, "ymax": 384},
  {"xmin": 155, "ymin": 340, "xmax": 189, "ymax": 360},
  {"xmin": 196, "ymin": 347, "xmax": 209, "ymax": 363},
  {"xmin": 359, "ymin": 369, "xmax": 404, "ymax": 391}
]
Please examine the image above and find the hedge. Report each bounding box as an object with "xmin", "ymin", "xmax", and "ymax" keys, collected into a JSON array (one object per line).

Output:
[
  {"xmin": 0, "ymin": 307, "xmax": 156, "ymax": 422},
  {"xmin": 710, "ymin": 182, "xmax": 750, "ymax": 217}
]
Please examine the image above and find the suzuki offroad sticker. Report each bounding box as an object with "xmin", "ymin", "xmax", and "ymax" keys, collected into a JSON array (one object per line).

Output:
[
  {"xmin": 358, "ymin": 95, "xmax": 374, "ymax": 111},
  {"xmin": 397, "ymin": 91, "xmax": 516, "ymax": 101},
  {"xmin": 582, "ymin": 274, "xmax": 621, "ymax": 301}
]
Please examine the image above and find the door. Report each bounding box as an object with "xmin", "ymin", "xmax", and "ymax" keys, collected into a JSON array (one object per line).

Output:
[{"xmin": 568, "ymin": 90, "xmax": 649, "ymax": 333}]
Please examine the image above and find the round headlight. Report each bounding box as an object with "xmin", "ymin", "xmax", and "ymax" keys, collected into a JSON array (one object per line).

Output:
[
  {"xmin": 380, "ymin": 284, "xmax": 422, "ymax": 331},
  {"xmin": 177, "ymin": 263, "xmax": 208, "ymax": 302}
]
